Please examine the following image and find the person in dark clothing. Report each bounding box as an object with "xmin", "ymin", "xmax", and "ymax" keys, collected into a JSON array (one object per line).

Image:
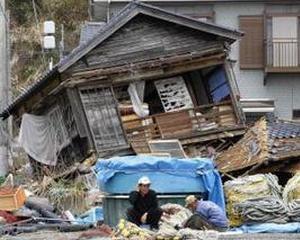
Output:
[{"xmin": 127, "ymin": 176, "xmax": 163, "ymax": 229}]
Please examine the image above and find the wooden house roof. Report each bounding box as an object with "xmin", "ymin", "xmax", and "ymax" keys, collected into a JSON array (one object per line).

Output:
[
  {"xmin": 0, "ymin": 1, "xmax": 243, "ymax": 120},
  {"xmin": 216, "ymin": 115, "xmax": 300, "ymax": 174}
]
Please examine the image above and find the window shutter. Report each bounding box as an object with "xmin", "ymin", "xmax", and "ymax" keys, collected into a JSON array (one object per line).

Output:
[{"xmin": 239, "ymin": 16, "xmax": 264, "ymax": 69}]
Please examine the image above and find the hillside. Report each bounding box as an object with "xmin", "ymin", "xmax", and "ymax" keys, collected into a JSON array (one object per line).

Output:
[{"xmin": 8, "ymin": 0, "xmax": 89, "ymax": 97}]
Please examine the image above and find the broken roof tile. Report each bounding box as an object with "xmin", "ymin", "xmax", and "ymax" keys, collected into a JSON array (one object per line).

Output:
[{"xmin": 216, "ymin": 116, "xmax": 300, "ymax": 174}]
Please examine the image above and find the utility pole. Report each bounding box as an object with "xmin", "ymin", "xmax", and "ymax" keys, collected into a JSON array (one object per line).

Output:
[{"xmin": 0, "ymin": 0, "xmax": 9, "ymax": 176}]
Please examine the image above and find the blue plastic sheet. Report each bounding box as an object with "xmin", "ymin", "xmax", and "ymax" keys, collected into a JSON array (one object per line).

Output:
[
  {"xmin": 76, "ymin": 207, "xmax": 104, "ymax": 224},
  {"xmin": 93, "ymin": 156, "xmax": 225, "ymax": 211},
  {"xmin": 233, "ymin": 223, "xmax": 300, "ymax": 233}
]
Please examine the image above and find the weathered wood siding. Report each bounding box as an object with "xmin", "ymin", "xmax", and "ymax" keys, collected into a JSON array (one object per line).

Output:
[
  {"xmin": 79, "ymin": 86, "xmax": 128, "ymax": 152},
  {"xmin": 68, "ymin": 15, "xmax": 223, "ymax": 73}
]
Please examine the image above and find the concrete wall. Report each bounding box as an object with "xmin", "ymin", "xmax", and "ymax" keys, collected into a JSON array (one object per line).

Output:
[{"xmin": 92, "ymin": 1, "xmax": 300, "ymax": 119}]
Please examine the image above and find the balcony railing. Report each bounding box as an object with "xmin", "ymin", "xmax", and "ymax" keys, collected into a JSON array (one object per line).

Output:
[
  {"xmin": 121, "ymin": 101, "xmax": 241, "ymax": 153},
  {"xmin": 266, "ymin": 38, "xmax": 300, "ymax": 72}
]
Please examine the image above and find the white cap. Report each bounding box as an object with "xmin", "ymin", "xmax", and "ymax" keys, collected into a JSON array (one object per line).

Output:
[
  {"xmin": 185, "ymin": 195, "xmax": 198, "ymax": 207},
  {"xmin": 138, "ymin": 176, "xmax": 151, "ymax": 185}
]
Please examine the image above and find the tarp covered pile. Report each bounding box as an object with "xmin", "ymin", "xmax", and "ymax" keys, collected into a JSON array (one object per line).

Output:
[
  {"xmin": 94, "ymin": 156, "xmax": 225, "ymax": 210},
  {"xmin": 224, "ymin": 174, "xmax": 282, "ymax": 226}
]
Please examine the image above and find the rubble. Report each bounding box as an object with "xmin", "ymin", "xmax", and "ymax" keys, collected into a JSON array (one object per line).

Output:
[{"xmin": 216, "ymin": 116, "xmax": 300, "ymax": 175}]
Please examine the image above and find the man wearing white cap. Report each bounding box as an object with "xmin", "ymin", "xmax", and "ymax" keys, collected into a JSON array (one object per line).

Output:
[
  {"xmin": 127, "ymin": 176, "xmax": 163, "ymax": 229},
  {"xmin": 184, "ymin": 195, "xmax": 228, "ymax": 231}
]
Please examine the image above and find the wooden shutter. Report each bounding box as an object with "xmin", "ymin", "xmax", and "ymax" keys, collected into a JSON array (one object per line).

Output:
[
  {"xmin": 79, "ymin": 86, "xmax": 128, "ymax": 152},
  {"xmin": 239, "ymin": 16, "xmax": 264, "ymax": 69}
]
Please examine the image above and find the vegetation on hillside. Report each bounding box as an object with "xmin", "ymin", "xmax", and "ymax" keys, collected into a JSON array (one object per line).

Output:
[{"xmin": 8, "ymin": 0, "xmax": 89, "ymax": 97}]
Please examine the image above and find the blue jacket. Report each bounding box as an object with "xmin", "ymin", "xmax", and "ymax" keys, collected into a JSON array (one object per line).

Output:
[{"xmin": 196, "ymin": 200, "xmax": 228, "ymax": 228}]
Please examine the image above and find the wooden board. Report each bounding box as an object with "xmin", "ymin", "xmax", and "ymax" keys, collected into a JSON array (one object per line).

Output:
[
  {"xmin": 68, "ymin": 15, "xmax": 221, "ymax": 74},
  {"xmin": 155, "ymin": 111, "xmax": 193, "ymax": 138}
]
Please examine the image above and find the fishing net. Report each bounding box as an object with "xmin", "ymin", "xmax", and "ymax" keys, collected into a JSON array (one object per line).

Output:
[
  {"xmin": 283, "ymin": 173, "xmax": 300, "ymax": 203},
  {"xmin": 224, "ymin": 174, "xmax": 282, "ymax": 226},
  {"xmin": 283, "ymin": 173, "xmax": 300, "ymax": 222},
  {"xmin": 157, "ymin": 203, "xmax": 192, "ymax": 239},
  {"xmin": 234, "ymin": 196, "xmax": 288, "ymax": 224}
]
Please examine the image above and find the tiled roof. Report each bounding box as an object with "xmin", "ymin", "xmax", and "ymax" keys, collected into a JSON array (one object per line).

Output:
[{"xmin": 216, "ymin": 116, "xmax": 300, "ymax": 174}]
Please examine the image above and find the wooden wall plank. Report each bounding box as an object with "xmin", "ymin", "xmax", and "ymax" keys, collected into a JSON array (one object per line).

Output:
[{"xmin": 67, "ymin": 15, "xmax": 220, "ymax": 74}]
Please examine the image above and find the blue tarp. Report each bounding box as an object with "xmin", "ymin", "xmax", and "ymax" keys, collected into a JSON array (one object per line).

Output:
[
  {"xmin": 234, "ymin": 223, "xmax": 300, "ymax": 233},
  {"xmin": 93, "ymin": 156, "xmax": 225, "ymax": 211},
  {"xmin": 207, "ymin": 67, "xmax": 230, "ymax": 103}
]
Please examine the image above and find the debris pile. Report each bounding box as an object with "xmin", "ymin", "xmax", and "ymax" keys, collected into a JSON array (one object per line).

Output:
[
  {"xmin": 216, "ymin": 116, "xmax": 300, "ymax": 175},
  {"xmin": 157, "ymin": 204, "xmax": 192, "ymax": 239},
  {"xmin": 112, "ymin": 219, "xmax": 154, "ymax": 240},
  {"xmin": 0, "ymin": 154, "xmax": 105, "ymax": 238}
]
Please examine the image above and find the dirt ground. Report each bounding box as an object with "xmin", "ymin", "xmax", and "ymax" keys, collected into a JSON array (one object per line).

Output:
[
  {"xmin": 0, "ymin": 230, "xmax": 111, "ymax": 240},
  {"xmin": 2, "ymin": 232, "xmax": 300, "ymax": 240}
]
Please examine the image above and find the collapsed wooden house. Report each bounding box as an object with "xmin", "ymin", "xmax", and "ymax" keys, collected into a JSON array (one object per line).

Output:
[
  {"xmin": 0, "ymin": 2, "xmax": 245, "ymax": 170},
  {"xmin": 216, "ymin": 115, "xmax": 300, "ymax": 177}
]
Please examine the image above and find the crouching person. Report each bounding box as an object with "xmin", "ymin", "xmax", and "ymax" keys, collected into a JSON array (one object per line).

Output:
[
  {"xmin": 127, "ymin": 176, "xmax": 163, "ymax": 230},
  {"xmin": 184, "ymin": 195, "xmax": 228, "ymax": 232}
]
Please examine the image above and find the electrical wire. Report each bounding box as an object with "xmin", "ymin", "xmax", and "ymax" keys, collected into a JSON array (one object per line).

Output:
[{"xmin": 31, "ymin": 0, "xmax": 46, "ymax": 65}]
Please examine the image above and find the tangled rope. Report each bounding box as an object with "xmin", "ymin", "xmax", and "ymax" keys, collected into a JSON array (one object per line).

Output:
[{"xmin": 234, "ymin": 196, "xmax": 289, "ymax": 224}]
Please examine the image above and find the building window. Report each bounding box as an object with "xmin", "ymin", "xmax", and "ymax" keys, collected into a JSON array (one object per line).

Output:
[
  {"xmin": 239, "ymin": 14, "xmax": 300, "ymax": 72},
  {"xmin": 266, "ymin": 16, "xmax": 299, "ymax": 69},
  {"xmin": 293, "ymin": 109, "xmax": 300, "ymax": 120}
]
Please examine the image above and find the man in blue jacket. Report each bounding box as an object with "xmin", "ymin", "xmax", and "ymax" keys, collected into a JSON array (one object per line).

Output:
[{"xmin": 184, "ymin": 195, "xmax": 228, "ymax": 231}]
